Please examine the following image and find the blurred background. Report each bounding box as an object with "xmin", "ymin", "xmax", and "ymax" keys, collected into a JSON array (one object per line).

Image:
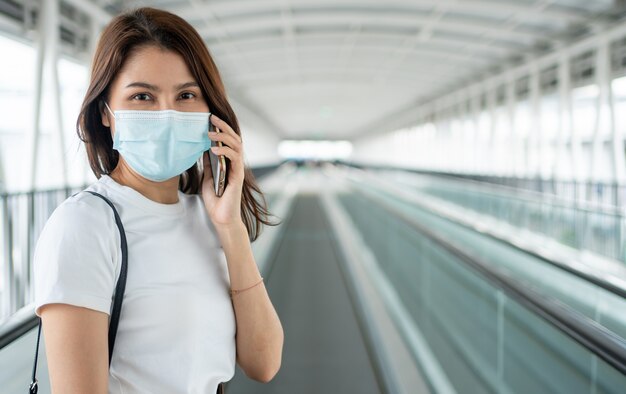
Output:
[{"xmin": 2, "ymin": 0, "xmax": 626, "ymax": 393}]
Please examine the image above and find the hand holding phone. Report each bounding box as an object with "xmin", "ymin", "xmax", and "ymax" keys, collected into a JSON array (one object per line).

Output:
[{"xmin": 207, "ymin": 114, "xmax": 228, "ymax": 197}]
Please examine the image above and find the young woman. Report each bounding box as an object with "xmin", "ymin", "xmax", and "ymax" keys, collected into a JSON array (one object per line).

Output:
[{"xmin": 33, "ymin": 7, "xmax": 283, "ymax": 394}]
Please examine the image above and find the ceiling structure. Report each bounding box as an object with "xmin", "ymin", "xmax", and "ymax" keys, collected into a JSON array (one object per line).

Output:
[{"xmin": 9, "ymin": 0, "xmax": 626, "ymax": 140}]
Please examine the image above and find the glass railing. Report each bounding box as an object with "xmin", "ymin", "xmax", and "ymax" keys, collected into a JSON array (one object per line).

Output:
[
  {"xmin": 336, "ymin": 181, "xmax": 626, "ymax": 392},
  {"xmin": 376, "ymin": 169, "xmax": 626, "ymax": 265},
  {"xmin": 0, "ymin": 186, "xmax": 85, "ymax": 321},
  {"xmin": 344, "ymin": 170, "xmax": 626, "ymax": 336}
]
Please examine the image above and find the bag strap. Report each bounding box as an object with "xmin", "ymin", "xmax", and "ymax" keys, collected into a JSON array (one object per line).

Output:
[{"xmin": 29, "ymin": 190, "xmax": 128, "ymax": 393}]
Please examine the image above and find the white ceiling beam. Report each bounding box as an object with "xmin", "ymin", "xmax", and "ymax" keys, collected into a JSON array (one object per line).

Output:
[
  {"xmin": 194, "ymin": 12, "xmax": 544, "ymax": 44},
  {"xmin": 433, "ymin": 0, "xmax": 558, "ymax": 83},
  {"xmin": 280, "ymin": 0, "xmax": 299, "ymax": 84},
  {"xmin": 0, "ymin": 11, "xmax": 24, "ymax": 36},
  {"xmin": 236, "ymin": 80, "xmax": 443, "ymax": 92},
  {"xmin": 393, "ymin": 11, "xmax": 626, "ymax": 141},
  {"xmin": 61, "ymin": 0, "xmax": 113, "ymax": 24},
  {"xmin": 219, "ymin": 45, "xmax": 495, "ymax": 68},
  {"xmin": 228, "ymin": 65, "xmax": 468, "ymax": 85},
  {"xmin": 168, "ymin": 0, "xmax": 586, "ymax": 25},
  {"xmin": 353, "ymin": 0, "xmax": 607, "ymax": 141},
  {"xmin": 208, "ymin": 32, "xmax": 517, "ymax": 57},
  {"xmin": 374, "ymin": 4, "xmax": 451, "ymax": 85},
  {"xmin": 333, "ymin": 19, "xmax": 364, "ymax": 88},
  {"xmin": 213, "ymin": 42, "xmax": 504, "ymax": 63},
  {"xmin": 235, "ymin": 75, "xmax": 445, "ymax": 91},
  {"xmin": 231, "ymin": 65, "xmax": 460, "ymax": 80},
  {"xmin": 237, "ymin": 76, "xmax": 439, "ymax": 88},
  {"xmin": 225, "ymin": 68, "xmax": 480, "ymax": 91},
  {"xmin": 59, "ymin": 13, "xmax": 89, "ymax": 37}
]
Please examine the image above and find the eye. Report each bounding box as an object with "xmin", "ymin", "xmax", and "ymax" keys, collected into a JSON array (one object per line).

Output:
[
  {"xmin": 132, "ymin": 93, "xmax": 151, "ymax": 101},
  {"xmin": 179, "ymin": 92, "xmax": 196, "ymax": 100}
]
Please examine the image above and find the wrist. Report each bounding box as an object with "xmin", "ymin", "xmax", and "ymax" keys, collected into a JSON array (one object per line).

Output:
[{"xmin": 215, "ymin": 220, "xmax": 248, "ymax": 246}]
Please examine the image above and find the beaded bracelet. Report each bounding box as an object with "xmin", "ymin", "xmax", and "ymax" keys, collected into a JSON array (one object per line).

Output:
[{"xmin": 229, "ymin": 277, "xmax": 264, "ymax": 298}]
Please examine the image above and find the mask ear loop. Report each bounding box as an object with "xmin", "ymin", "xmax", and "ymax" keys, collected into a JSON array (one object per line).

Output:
[{"xmin": 103, "ymin": 101, "xmax": 115, "ymax": 119}]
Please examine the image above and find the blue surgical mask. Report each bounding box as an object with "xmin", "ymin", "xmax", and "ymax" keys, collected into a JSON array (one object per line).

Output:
[{"xmin": 105, "ymin": 102, "xmax": 211, "ymax": 182}]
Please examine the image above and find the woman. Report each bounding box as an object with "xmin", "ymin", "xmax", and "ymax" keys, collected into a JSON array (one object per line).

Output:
[{"xmin": 33, "ymin": 7, "xmax": 284, "ymax": 394}]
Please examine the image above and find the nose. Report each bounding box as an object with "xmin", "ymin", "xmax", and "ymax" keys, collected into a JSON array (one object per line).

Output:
[
  {"xmin": 157, "ymin": 101, "xmax": 177, "ymax": 111},
  {"xmin": 156, "ymin": 95, "xmax": 181, "ymax": 111}
]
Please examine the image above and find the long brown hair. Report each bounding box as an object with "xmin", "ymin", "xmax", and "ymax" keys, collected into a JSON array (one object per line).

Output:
[{"xmin": 77, "ymin": 7, "xmax": 279, "ymax": 241}]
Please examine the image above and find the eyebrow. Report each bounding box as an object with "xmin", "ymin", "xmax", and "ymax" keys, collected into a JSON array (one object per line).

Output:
[{"xmin": 124, "ymin": 81, "xmax": 199, "ymax": 91}]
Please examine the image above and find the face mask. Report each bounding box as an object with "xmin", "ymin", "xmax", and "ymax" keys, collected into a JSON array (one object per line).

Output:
[{"xmin": 105, "ymin": 102, "xmax": 211, "ymax": 182}]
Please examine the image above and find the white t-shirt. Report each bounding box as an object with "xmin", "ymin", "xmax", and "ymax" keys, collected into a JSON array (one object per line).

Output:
[{"xmin": 33, "ymin": 174, "xmax": 236, "ymax": 394}]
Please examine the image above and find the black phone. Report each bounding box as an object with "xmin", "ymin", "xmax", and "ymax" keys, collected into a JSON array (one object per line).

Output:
[{"xmin": 207, "ymin": 114, "xmax": 228, "ymax": 197}]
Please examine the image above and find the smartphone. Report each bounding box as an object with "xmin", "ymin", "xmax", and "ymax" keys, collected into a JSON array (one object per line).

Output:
[{"xmin": 208, "ymin": 114, "xmax": 228, "ymax": 197}]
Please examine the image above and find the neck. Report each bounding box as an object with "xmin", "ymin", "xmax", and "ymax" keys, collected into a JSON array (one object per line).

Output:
[{"xmin": 109, "ymin": 158, "xmax": 180, "ymax": 204}]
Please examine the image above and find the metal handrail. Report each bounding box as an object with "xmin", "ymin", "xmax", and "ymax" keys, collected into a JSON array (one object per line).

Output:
[{"xmin": 0, "ymin": 304, "xmax": 38, "ymax": 349}]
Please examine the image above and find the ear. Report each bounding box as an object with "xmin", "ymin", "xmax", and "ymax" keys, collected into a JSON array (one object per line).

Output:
[{"xmin": 100, "ymin": 101, "xmax": 111, "ymax": 128}]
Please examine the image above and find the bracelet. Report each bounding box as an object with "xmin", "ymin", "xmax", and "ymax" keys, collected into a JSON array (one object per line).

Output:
[{"xmin": 229, "ymin": 277, "xmax": 264, "ymax": 298}]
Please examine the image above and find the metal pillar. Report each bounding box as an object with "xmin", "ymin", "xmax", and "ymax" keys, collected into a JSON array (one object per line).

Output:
[
  {"xmin": 29, "ymin": 0, "xmax": 67, "ymax": 190},
  {"xmin": 589, "ymin": 35, "xmax": 621, "ymax": 206},
  {"xmin": 601, "ymin": 36, "xmax": 625, "ymax": 191},
  {"xmin": 557, "ymin": 52, "xmax": 577, "ymax": 183},
  {"xmin": 1, "ymin": 197, "xmax": 12, "ymax": 319},
  {"xmin": 459, "ymin": 90, "xmax": 470, "ymax": 174},
  {"xmin": 471, "ymin": 86, "xmax": 482, "ymax": 174},
  {"xmin": 505, "ymin": 73, "xmax": 517, "ymax": 178},
  {"xmin": 28, "ymin": 11, "xmax": 45, "ymax": 191},
  {"xmin": 529, "ymin": 63, "xmax": 541, "ymax": 179},
  {"xmin": 590, "ymin": 39, "xmax": 607, "ymax": 187},
  {"xmin": 487, "ymin": 81, "xmax": 497, "ymax": 176}
]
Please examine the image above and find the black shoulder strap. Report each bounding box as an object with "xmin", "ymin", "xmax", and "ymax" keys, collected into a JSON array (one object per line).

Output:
[
  {"xmin": 30, "ymin": 190, "xmax": 128, "ymax": 393},
  {"xmin": 84, "ymin": 191, "xmax": 129, "ymax": 365}
]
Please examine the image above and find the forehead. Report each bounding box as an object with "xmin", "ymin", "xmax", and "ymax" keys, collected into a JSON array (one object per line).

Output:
[{"xmin": 115, "ymin": 45, "xmax": 195, "ymax": 85}]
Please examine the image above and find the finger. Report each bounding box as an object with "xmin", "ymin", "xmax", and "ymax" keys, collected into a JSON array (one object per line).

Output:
[
  {"xmin": 210, "ymin": 115, "xmax": 242, "ymax": 143},
  {"xmin": 210, "ymin": 145, "xmax": 240, "ymax": 163},
  {"xmin": 210, "ymin": 146, "xmax": 244, "ymax": 178},
  {"xmin": 208, "ymin": 130, "xmax": 242, "ymax": 153}
]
